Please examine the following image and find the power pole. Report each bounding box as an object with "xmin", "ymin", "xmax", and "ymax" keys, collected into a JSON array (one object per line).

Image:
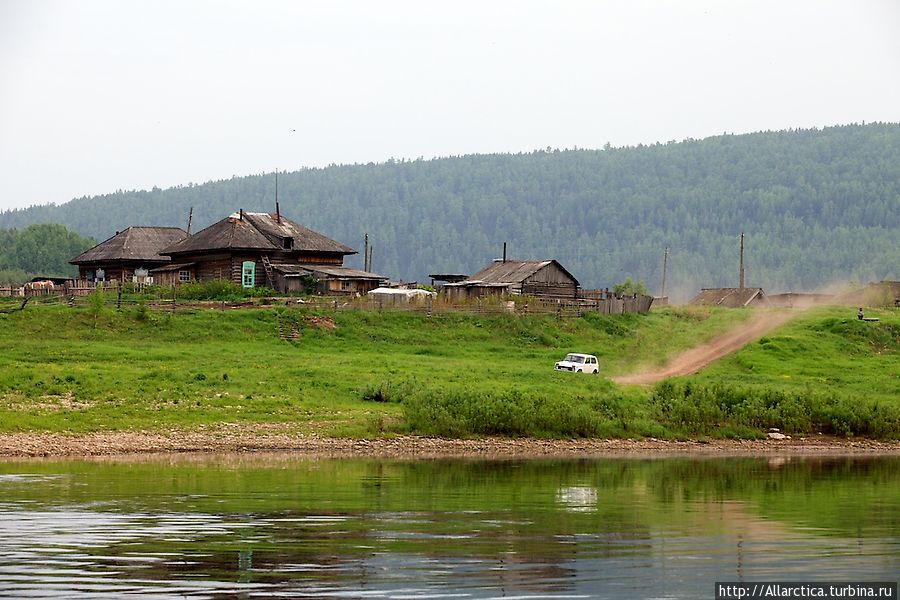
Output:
[
  {"xmin": 739, "ymin": 232, "xmax": 745, "ymax": 290},
  {"xmin": 364, "ymin": 233, "xmax": 369, "ymax": 272},
  {"xmin": 186, "ymin": 207, "xmax": 193, "ymax": 235},
  {"xmin": 660, "ymin": 246, "xmax": 668, "ymax": 298}
]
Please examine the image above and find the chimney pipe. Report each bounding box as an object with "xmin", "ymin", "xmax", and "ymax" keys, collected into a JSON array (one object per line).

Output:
[
  {"xmin": 502, "ymin": 242, "xmax": 507, "ymax": 263},
  {"xmin": 239, "ymin": 208, "xmax": 244, "ymax": 221}
]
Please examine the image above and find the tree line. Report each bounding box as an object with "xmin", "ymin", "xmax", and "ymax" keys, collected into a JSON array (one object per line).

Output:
[
  {"xmin": 0, "ymin": 224, "xmax": 95, "ymax": 284},
  {"xmin": 1, "ymin": 123, "xmax": 898, "ymax": 298}
]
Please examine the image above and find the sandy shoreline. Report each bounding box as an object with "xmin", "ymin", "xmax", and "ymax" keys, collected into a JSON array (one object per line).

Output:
[{"xmin": 2, "ymin": 428, "xmax": 899, "ymax": 459}]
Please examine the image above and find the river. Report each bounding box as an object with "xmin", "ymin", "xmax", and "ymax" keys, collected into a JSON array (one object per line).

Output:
[{"xmin": 0, "ymin": 454, "xmax": 897, "ymax": 598}]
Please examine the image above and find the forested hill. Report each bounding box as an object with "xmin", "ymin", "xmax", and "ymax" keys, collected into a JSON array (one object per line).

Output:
[{"xmin": 2, "ymin": 123, "xmax": 898, "ymax": 299}]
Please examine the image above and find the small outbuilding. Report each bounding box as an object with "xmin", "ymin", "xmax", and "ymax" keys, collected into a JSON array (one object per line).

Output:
[
  {"xmin": 445, "ymin": 259, "xmax": 579, "ymax": 301},
  {"xmin": 273, "ymin": 264, "xmax": 387, "ymax": 295},
  {"xmin": 690, "ymin": 287, "xmax": 769, "ymax": 308}
]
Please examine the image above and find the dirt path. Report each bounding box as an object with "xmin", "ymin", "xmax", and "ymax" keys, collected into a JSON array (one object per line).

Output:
[{"xmin": 613, "ymin": 309, "xmax": 798, "ymax": 385}]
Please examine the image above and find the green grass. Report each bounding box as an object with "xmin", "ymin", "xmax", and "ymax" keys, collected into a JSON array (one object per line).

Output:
[
  {"xmin": 0, "ymin": 303, "xmax": 896, "ymax": 439},
  {"xmin": 651, "ymin": 306, "xmax": 900, "ymax": 438}
]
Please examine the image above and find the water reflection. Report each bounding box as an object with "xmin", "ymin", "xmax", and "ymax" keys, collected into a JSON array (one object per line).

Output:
[{"xmin": 0, "ymin": 455, "xmax": 897, "ymax": 599}]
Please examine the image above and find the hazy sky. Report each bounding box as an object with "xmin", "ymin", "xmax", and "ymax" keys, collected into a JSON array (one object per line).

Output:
[{"xmin": 1, "ymin": 0, "xmax": 899, "ymax": 211}]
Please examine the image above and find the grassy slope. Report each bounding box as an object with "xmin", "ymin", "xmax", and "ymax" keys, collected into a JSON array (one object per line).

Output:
[{"xmin": 0, "ymin": 303, "xmax": 896, "ymax": 438}]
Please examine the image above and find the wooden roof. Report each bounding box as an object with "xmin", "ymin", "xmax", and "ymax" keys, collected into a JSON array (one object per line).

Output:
[
  {"xmin": 275, "ymin": 263, "xmax": 386, "ymax": 281},
  {"xmin": 690, "ymin": 287, "xmax": 768, "ymax": 308},
  {"xmin": 70, "ymin": 227, "xmax": 187, "ymax": 265},
  {"xmin": 461, "ymin": 259, "xmax": 579, "ymax": 286},
  {"xmin": 162, "ymin": 212, "xmax": 355, "ymax": 256}
]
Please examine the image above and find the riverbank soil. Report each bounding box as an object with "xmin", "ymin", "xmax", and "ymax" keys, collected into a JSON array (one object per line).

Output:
[{"xmin": 2, "ymin": 429, "xmax": 898, "ymax": 459}]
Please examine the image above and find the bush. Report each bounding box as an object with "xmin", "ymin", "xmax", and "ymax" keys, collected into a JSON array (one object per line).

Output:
[
  {"xmin": 177, "ymin": 280, "xmax": 245, "ymax": 301},
  {"xmin": 650, "ymin": 380, "xmax": 900, "ymax": 438},
  {"xmin": 401, "ymin": 386, "xmax": 601, "ymax": 438}
]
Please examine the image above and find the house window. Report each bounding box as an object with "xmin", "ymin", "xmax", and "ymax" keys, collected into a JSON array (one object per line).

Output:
[
  {"xmin": 340, "ymin": 280, "xmax": 352, "ymax": 291},
  {"xmin": 179, "ymin": 270, "xmax": 191, "ymax": 282}
]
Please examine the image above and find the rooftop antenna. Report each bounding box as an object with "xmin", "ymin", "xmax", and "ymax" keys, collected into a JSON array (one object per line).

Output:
[
  {"xmin": 186, "ymin": 207, "xmax": 193, "ymax": 235},
  {"xmin": 275, "ymin": 170, "xmax": 281, "ymax": 223},
  {"xmin": 739, "ymin": 232, "xmax": 745, "ymax": 290}
]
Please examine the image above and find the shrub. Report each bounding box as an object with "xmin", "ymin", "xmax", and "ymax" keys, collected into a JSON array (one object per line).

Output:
[
  {"xmin": 650, "ymin": 381, "xmax": 900, "ymax": 439},
  {"xmin": 177, "ymin": 280, "xmax": 245, "ymax": 301},
  {"xmin": 401, "ymin": 386, "xmax": 601, "ymax": 438}
]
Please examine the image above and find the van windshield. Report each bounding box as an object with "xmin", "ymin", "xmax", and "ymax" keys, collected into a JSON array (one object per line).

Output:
[{"xmin": 564, "ymin": 354, "xmax": 585, "ymax": 363}]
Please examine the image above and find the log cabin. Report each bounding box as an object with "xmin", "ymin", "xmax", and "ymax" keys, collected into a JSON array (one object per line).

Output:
[
  {"xmin": 69, "ymin": 227, "xmax": 188, "ymax": 284},
  {"xmin": 156, "ymin": 210, "xmax": 385, "ymax": 294}
]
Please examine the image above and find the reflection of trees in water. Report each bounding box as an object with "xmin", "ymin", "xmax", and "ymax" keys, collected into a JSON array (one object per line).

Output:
[{"xmin": 3, "ymin": 455, "xmax": 897, "ymax": 596}]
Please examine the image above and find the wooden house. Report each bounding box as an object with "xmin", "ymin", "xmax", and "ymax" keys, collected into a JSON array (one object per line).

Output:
[
  {"xmin": 157, "ymin": 210, "xmax": 381, "ymax": 293},
  {"xmin": 69, "ymin": 226, "xmax": 188, "ymax": 283},
  {"xmin": 444, "ymin": 259, "xmax": 579, "ymax": 301},
  {"xmin": 690, "ymin": 287, "xmax": 769, "ymax": 308}
]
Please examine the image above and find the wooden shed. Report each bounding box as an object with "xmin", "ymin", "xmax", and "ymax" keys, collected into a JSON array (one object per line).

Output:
[
  {"xmin": 445, "ymin": 259, "xmax": 579, "ymax": 301},
  {"xmin": 272, "ymin": 264, "xmax": 387, "ymax": 295},
  {"xmin": 70, "ymin": 226, "xmax": 188, "ymax": 284},
  {"xmin": 690, "ymin": 287, "xmax": 769, "ymax": 308}
]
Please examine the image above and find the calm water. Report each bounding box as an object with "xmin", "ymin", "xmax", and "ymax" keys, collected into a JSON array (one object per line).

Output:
[{"xmin": 0, "ymin": 454, "xmax": 897, "ymax": 599}]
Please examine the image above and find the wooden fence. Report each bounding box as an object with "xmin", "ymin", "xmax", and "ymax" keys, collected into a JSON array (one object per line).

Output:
[{"xmin": 1, "ymin": 286, "xmax": 654, "ymax": 317}]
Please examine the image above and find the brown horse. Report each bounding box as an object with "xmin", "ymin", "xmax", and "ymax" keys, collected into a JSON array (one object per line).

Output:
[{"xmin": 23, "ymin": 280, "xmax": 55, "ymax": 295}]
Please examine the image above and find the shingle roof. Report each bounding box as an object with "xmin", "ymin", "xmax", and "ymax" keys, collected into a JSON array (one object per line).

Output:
[
  {"xmin": 690, "ymin": 287, "xmax": 768, "ymax": 307},
  {"xmin": 161, "ymin": 212, "xmax": 355, "ymax": 256},
  {"xmin": 462, "ymin": 259, "xmax": 579, "ymax": 286},
  {"xmin": 70, "ymin": 227, "xmax": 187, "ymax": 265}
]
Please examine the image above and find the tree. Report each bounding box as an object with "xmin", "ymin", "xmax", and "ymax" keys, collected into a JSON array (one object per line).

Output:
[{"xmin": 613, "ymin": 277, "xmax": 648, "ymax": 297}]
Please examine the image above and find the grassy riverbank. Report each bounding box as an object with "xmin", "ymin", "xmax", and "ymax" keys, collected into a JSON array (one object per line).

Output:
[{"xmin": 0, "ymin": 302, "xmax": 896, "ymax": 440}]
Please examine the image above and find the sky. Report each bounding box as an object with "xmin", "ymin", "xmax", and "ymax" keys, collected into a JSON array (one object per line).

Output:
[{"xmin": 1, "ymin": 0, "xmax": 899, "ymax": 211}]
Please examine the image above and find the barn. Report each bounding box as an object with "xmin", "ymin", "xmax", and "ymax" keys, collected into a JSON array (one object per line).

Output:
[{"xmin": 444, "ymin": 259, "xmax": 579, "ymax": 301}]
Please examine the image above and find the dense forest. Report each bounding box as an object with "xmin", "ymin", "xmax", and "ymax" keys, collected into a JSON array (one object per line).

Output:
[
  {"xmin": 0, "ymin": 224, "xmax": 95, "ymax": 284},
  {"xmin": 1, "ymin": 123, "xmax": 898, "ymax": 299}
]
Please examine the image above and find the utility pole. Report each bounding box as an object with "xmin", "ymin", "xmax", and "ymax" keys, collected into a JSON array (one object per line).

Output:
[
  {"xmin": 364, "ymin": 233, "xmax": 369, "ymax": 272},
  {"xmin": 739, "ymin": 232, "xmax": 745, "ymax": 290},
  {"xmin": 186, "ymin": 207, "xmax": 193, "ymax": 235},
  {"xmin": 660, "ymin": 246, "xmax": 668, "ymax": 298}
]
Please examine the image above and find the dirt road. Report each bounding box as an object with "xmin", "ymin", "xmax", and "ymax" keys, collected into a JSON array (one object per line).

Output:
[{"xmin": 613, "ymin": 309, "xmax": 798, "ymax": 385}]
